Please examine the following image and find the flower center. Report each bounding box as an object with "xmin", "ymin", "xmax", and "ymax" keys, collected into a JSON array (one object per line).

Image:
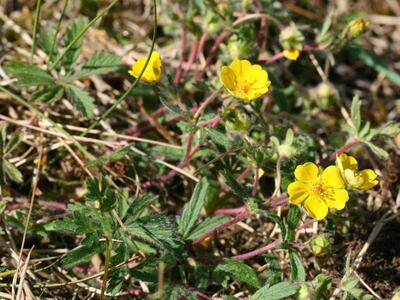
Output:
[
  {"xmin": 237, "ymin": 83, "xmax": 251, "ymax": 94},
  {"xmin": 312, "ymin": 181, "xmax": 326, "ymax": 197}
]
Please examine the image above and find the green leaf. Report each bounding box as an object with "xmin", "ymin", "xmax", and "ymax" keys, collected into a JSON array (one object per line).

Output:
[
  {"xmin": 32, "ymin": 86, "xmax": 64, "ymax": 103},
  {"xmin": 86, "ymin": 144, "xmax": 131, "ymax": 168},
  {"xmin": 163, "ymin": 284, "xmax": 197, "ymax": 300},
  {"xmin": 289, "ymin": 251, "xmax": 306, "ymax": 282},
  {"xmin": 39, "ymin": 27, "xmax": 57, "ymax": 59},
  {"xmin": 215, "ymin": 259, "xmax": 261, "ymax": 289},
  {"xmin": 62, "ymin": 240, "xmax": 104, "ymax": 268},
  {"xmin": 287, "ymin": 205, "xmax": 301, "ymax": 230},
  {"xmin": 259, "ymin": 210, "xmax": 286, "ymax": 241},
  {"xmin": 204, "ymin": 127, "xmax": 231, "ymax": 148},
  {"xmin": 122, "ymin": 194, "xmax": 158, "ymax": 223},
  {"xmin": 68, "ymin": 51, "xmax": 122, "ymax": 80},
  {"xmin": 351, "ymin": 44, "xmax": 400, "ymax": 87},
  {"xmin": 3, "ymin": 62, "xmax": 54, "ymax": 86},
  {"xmin": 66, "ymin": 85, "xmax": 94, "ymax": 117},
  {"xmin": 250, "ymin": 282, "xmax": 299, "ymax": 300},
  {"xmin": 86, "ymin": 177, "xmax": 117, "ymax": 213},
  {"xmin": 178, "ymin": 178, "xmax": 209, "ymax": 239},
  {"xmin": 351, "ymin": 94, "xmax": 361, "ymax": 133},
  {"xmin": 313, "ymin": 274, "xmax": 332, "ymax": 300},
  {"xmin": 347, "ymin": 288, "xmax": 373, "ymax": 300},
  {"xmin": 186, "ymin": 215, "xmax": 229, "ymax": 240},
  {"xmin": 64, "ymin": 18, "xmax": 88, "ymax": 72},
  {"xmin": 363, "ymin": 141, "xmax": 389, "ymax": 159},
  {"xmin": 4, "ymin": 160, "xmax": 23, "ymax": 183},
  {"xmin": 159, "ymin": 96, "xmax": 183, "ymax": 116},
  {"xmin": 221, "ymin": 170, "xmax": 251, "ymax": 199}
]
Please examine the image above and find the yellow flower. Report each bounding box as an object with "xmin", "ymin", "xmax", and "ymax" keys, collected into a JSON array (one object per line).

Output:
[
  {"xmin": 336, "ymin": 153, "xmax": 378, "ymax": 190},
  {"xmin": 283, "ymin": 49, "xmax": 300, "ymax": 61},
  {"xmin": 128, "ymin": 51, "xmax": 162, "ymax": 83},
  {"xmin": 287, "ymin": 162, "xmax": 349, "ymax": 221},
  {"xmin": 220, "ymin": 59, "xmax": 271, "ymax": 101}
]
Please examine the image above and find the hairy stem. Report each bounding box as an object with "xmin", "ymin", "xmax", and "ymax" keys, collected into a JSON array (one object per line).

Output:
[
  {"xmin": 100, "ymin": 237, "xmax": 112, "ymax": 300},
  {"xmin": 321, "ymin": 138, "xmax": 360, "ymax": 164},
  {"xmin": 30, "ymin": 0, "xmax": 42, "ymax": 63}
]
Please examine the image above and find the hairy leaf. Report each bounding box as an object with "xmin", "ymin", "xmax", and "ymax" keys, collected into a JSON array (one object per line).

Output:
[
  {"xmin": 66, "ymin": 85, "xmax": 95, "ymax": 117},
  {"xmin": 3, "ymin": 62, "xmax": 54, "ymax": 86}
]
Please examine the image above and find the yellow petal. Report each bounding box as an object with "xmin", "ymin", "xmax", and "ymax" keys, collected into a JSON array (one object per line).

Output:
[
  {"xmin": 129, "ymin": 51, "xmax": 162, "ymax": 83},
  {"xmin": 287, "ymin": 181, "xmax": 310, "ymax": 204},
  {"xmin": 337, "ymin": 153, "xmax": 358, "ymax": 172},
  {"xmin": 304, "ymin": 196, "xmax": 328, "ymax": 221},
  {"xmin": 220, "ymin": 66, "xmax": 236, "ymax": 92},
  {"xmin": 230, "ymin": 59, "xmax": 252, "ymax": 78},
  {"xmin": 322, "ymin": 165, "xmax": 344, "ymax": 188},
  {"xmin": 283, "ymin": 49, "xmax": 300, "ymax": 60},
  {"xmin": 325, "ymin": 188, "xmax": 349, "ymax": 210},
  {"xmin": 358, "ymin": 169, "xmax": 379, "ymax": 190},
  {"xmin": 294, "ymin": 162, "xmax": 319, "ymax": 182}
]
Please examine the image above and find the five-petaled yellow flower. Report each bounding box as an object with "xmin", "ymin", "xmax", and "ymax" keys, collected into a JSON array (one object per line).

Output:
[
  {"xmin": 128, "ymin": 51, "xmax": 162, "ymax": 83},
  {"xmin": 220, "ymin": 59, "xmax": 271, "ymax": 101},
  {"xmin": 287, "ymin": 162, "xmax": 349, "ymax": 221},
  {"xmin": 336, "ymin": 153, "xmax": 378, "ymax": 190}
]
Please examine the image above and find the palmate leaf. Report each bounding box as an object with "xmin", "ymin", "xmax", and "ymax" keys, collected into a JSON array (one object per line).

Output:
[
  {"xmin": 68, "ymin": 51, "xmax": 122, "ymax": 80},
  {"xmin": 3, "ymin": 62, "xmax": 54, "ymax": 86},
  {"xmin": 64, "ymin": 17, "xmax": 88, "ymax": 72},
  {"xmin": 186, "ymin": 215, "xmax": 229, "ymax": 240},
  {"xmin": 32, "ymin": 86, "xmax": 64, "ymax": 103},
  {"xmin": 66, "ymin": 84, "xmax": 94, "ymax": 117}
]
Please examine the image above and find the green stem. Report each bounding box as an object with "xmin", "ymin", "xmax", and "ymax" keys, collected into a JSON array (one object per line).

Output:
[
  {"xmin": 100, "ymin": 237, "xmax": 112, "ymax": 300},
  {"xmin": 48, "ymin": 0, "xmax": 119, "ymax": 71},
  {"xmin": 0, "ymin": 86, "xmax": 94, "ymax": 161},
  {"xmin": 82, "ymin": 0, "xmax": 158, "ymax": 136},
  {"xmin": 47, "ymin": 0, "xmax": 69, "ymax": 69},
  {"xmin": 30, "ymin": 0, "xmax": 42, "ymax": 64}
]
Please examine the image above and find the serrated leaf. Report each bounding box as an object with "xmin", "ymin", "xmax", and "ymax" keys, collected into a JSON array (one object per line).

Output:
[
  {"xmin": 363, "ymin": 141, "xmax": 389, "ymax": 158},
  {"xmin": 186, "ymin": 215, "xmax": 229, "ymax": 240},
  {"xmin": 39, "ymin": 27, "xmax": 57, "ymax": 59},
  {"xmin": 62, "ymin": 241, "xmax": 104, "ymax": 268},
  {"xmin": 163, "ymin": 284, "xmax": 197, "ymax": 300},
  {"xmin": 289, "ymin": 251, "xmax": 306, "ymax": 282},
  {"xmin": 287, "ymin": 205, "xmax": 301, "ymax": 230},
  {"xmin": 68, "ymin": 51, "xmax": 122, "ymax": 80},
  {"xmin": 32, "ymin": 86, "xmax": 64, "ymax": 103},
  {"xmin": 204, "ymin": 127, "xmax": 231, "ymax": 148},
  {"xmin": 64, "ymin": 18, "xmax": 88, "ymax": 72},
  {"xmin": 66, "ymin": 85, "xmax": 94, "ymax": 117},
  {"xmin": 86, "ymin": 144, "xmax": 131, "ymax": 168},
  {"xmin": 221, "ymin": 170, "xmax": 251, "ymax": 199},
  {"xmin": 250, "ymin": 282, "xmax": 299, "ymax": 300},
  {"xmin": 178, "ymin": 178, "xmax": 209, "ymax": 239},
  {"xmin": 3, "ymin": 61, "xmax": 54, "ymax": 86},
  {"xmin": 158, "ymin": 96, "xmax": 183, "ymax": 115},
  {"xmin": 259, "ymin": 210, "xmax": 286, "ymax": 241},
  {"xmin": 351, "ymin": 95, "xmax": 361, "ymax": 133},
  {"xmin": 4, "ymin": 160, "xmax": 23, "ymax": 183},
  {"xmin": 122, "ymin": 194, "xmax": 158, "ymax": 223},
  {"xmin": 215, "ymin": 259, "xmax": 261, "ymax": 289},
  {"xmin": 313, "ymin": 274, "xmax": 332, "ymax": 300}
]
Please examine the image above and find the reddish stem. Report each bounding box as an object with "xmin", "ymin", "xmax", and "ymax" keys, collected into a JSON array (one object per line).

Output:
[
  {"xmin": 192, "ymin": 208, "xmax": 250, "ymax": 245},
  {"xmin": 208, "ymin": 206, "xmax": 247, "ymax": 216},
  {"xmin": 196, "ymin": 29, "xmax": 230, "ymax": 80},
  {"xmin": 321, "ymin": 138, "xmax": 360, "ymax": 164},
  {"xmin": 180, "ymin": 36, "xmax": 200, "ymax": 83},
  {"xmin": 230, "ymin": 239, "xmax": 282, "ymax": 260},
  {"xmin": 252, "ymin": 166, "xmax": 260, "ymax": 197},
  {"xmin": 175, "ymin": 26, "xmax": 187, "ymax": 84},
  {"xmin": 269, "ymin": 194, "xmax": 289, "ymax": 208}
]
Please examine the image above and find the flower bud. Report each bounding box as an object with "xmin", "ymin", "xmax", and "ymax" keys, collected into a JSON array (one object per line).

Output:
[
  {"xmin": 224, "ymin": 110, "xmax": 251, "ymax": 133},
  {"xmin": 297, "ymin": 284, "xmax": 312, "ymax": 300},
  {"xmin": 310, "ymin": 234, "xmax": 331, "ymax": 255},
  {"xmin": 309, "ymin": 82, "xmax": 338, "ymax": 109},
  {"xmin": 347, "ymin": 19, "xmax": 369, "ymax": 38},
  {"xmin": 279, "ymin": 26, "xmax": 304, "ymax": 60}
]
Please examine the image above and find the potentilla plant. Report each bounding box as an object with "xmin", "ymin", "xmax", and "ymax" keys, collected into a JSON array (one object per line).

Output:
[{"xmin": 1, "ymin": 1, "xmax": 400, "ymax": 299}]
